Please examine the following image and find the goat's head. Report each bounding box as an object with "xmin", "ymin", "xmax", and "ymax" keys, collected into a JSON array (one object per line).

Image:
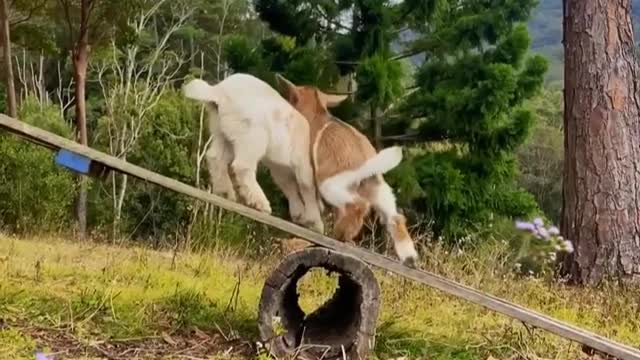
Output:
[{"xmin": 275, "ymin": 74, "xmax": 349, "ymax": 120}]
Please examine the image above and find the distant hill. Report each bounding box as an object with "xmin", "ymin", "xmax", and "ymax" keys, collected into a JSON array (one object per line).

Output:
[
  {"xmin": 397, "ymin": 1, "xmax": 640, "ymax": 85},
  {"xmin": 527, "ymin": 0, "xmax": 640, "ymax": 83}
]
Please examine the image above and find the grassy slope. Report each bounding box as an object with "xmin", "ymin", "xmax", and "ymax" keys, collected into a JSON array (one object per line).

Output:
[{"xmin": 0, "ymin": 234, "xmax": 638, "ymax": 360}]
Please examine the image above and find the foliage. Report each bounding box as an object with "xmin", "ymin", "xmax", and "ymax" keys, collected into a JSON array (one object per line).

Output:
[
  {"xmin": 224, "ymin": 33, "xmax": 341, "ymax": 89},
  {"xmin": 0, "ymin": 0, "xmax": 567, "ymax": 250},
  {"xmin": 117, "ymin": 89, "xmax": 198, "ymax": 240},
  {"xmin": 355, "ymin": 53, "xmax": 405, "ymax": 109},
  {"xmin": 233, "ymin": 0, "xmax": 552, "ymax": 241},
  {"xmin": 517, "ymin": 87, "xmax": 563, "ymax": 223},
  {"xmin": 0, "ymin": 98, "xmax": 75, "ymax": 233},
  {"xmin": 390, "ymin": 1, "xmax": 548, "ymax": 239},
  {"xmin": 253, "ymin": 0, "xmax": 322, "ymax": 43}
]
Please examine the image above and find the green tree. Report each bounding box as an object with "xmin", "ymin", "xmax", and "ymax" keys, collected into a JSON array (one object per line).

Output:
[
  {"xmin": 517, "ymin": 87, "xmax": 563, "ymax": 223},
  {"xmin": 230, "ymin": 0, "xmax": 407, "ymax": 124},
  {"xmin": 562, "ymin": 0, "xmax": 640, "ymax": 284},
  {"xmin": 51, "ymin": 0, "xmax": 151, "ymax": 239},
  {"xmin": 0, "ymin": 97, "xmax": 75, "ymax": 233},
  {"xmin": 392, "ymin": 0, "xmax": 548, "ymax": 239},
  {"xmin": 355, "ymin": 52, "xmax": 405, "ymax": 149},
  {"xmin": 226, "ymin": 0, "xmax": 548, "ymax": 241}
]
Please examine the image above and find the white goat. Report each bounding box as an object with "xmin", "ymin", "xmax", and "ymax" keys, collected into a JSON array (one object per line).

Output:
[{"xmin": 182, "ymin": 73, "xmax": 324, "ymax": 233}]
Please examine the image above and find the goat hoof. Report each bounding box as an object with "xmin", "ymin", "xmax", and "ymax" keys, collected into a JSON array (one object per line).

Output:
[
  {"xmin": 226, "ymin": 192, "xmax": 237, "ymax": 202},
  {"xmin": 297, "ymin": 215, "xmax": 324, "ymax": 234},
  {"xmin": 213, "ymin": 189, "xmax": 237, "ymax": 202},
  {"xmin": 251, "ymin": 201, "xmax": 272, "ymax": 214},
  {"xmin": 290, "ymin": 209, "xmax": 304, "ymax": 222},
  {"xmin": 306, "ymin": 221, "xmax": 324, "ymax": 234},
  {"xmin": 402, "ymin": 257, "xmax": 418, "ymax": 269}
]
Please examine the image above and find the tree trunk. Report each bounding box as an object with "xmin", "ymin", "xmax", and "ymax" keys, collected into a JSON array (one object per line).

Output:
[
  {"xmin": 73, "ymin": 45, "xmax": 89, "ymax": 239},
  {"xmin": 72, "ymin": 0, "xmax": 91, "ymax": 240},
  {"xmin": 561, "ymin": 0, "xmax": 640, "ymax": 285},
  {"xmin": 0, "ymin": 0, "xmax": 16, "ymax": 117},
  {"xmin": 370, "ymin": 104, "xmax": 382, "ymax": 150}
]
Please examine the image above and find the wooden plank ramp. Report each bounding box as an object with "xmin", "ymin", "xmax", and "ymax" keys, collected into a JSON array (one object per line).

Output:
[{"xmin": 1, "ymin": 114, "xmax": 639, "ymax": 360}]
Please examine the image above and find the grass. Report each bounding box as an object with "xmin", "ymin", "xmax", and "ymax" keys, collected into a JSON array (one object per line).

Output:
[{"xmin": 0, "ymin": 233, "xmax": 638, "ymax": 360}]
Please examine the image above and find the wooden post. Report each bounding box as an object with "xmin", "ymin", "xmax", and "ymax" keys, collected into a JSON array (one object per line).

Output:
[{"xmin": 258, "ymin": 247, "xmax": 380, "ymax": 360}]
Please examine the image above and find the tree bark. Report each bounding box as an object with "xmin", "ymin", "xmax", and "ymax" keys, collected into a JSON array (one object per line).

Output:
[
  {"xmin": 370, "ymin": 104, "xmax": 382, "ymax": 150},
  {"xmin": 561, "ymin": 0, "xmax": 640, "ymax": 285},
  {"xmin": 0, "ymin": 0, "xmax": 16, "ymax": 117},
  {"xmin": 72, "ymin": 0, "xmax": 91, "ymax": 240}
]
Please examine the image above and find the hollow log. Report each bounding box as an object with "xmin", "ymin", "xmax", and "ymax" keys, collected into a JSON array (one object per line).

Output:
[{"xmin": 258, "ymin": 247, "xmax": 381, "ymax": 360}]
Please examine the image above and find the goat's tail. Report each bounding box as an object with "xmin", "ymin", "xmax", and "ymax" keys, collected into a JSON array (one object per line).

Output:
[
  {"xmin": 183, "ymin": 79, "xmax": 221, "ymax": 104},
  {"xmin": 319, "ymin": 146, "xmax": 403, "ymax": 209},
  {"xmin": 351, "ymin": 146, "xmax": 403, "ymax": 181}
]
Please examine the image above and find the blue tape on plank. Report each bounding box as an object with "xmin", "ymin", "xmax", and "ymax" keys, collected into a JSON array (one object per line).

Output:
[{"xmin": 55, "ymin": 149, "xmax": 92, "ymax": 174}]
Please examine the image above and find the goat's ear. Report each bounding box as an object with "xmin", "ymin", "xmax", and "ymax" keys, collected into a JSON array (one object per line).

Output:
[
  {"xmin": 275, "ymin": 73, "xmax": 300, "ymax": 103},
  {"xmin": 319, "ymin": 92, "xmax": 349, "ymax": 108},
  {"xmin": 275, "ymin": 73, "xmax": 297, "ymax": 94}
]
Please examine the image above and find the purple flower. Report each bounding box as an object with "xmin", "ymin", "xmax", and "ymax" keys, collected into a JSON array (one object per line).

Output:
[
  {"xmin": 36, "ymin": 353, "xmax": 53, "ymax": 360},
  {"xmin": 536, "ymin": 227, "xmax": 550, "ymax": 240},
  {"xmin": 548, "ymin": 226, "xmax": 560, "ymax": 236},
  {"xmin": 515, "ymin": 220, "xmax": 535, "ymax": 232},
  {"xmin": 533, "ymin": 217, "xmax": 544, "ymax": 227}
]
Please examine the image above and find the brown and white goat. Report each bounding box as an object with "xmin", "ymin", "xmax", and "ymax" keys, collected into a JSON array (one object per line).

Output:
[
  {"xmin": 182, "ymin": 74, "xmax": 324, "ymax": 233},
  {"xmin": 275, "ymin": 74, "xmax": 419, "ymax": 267}
]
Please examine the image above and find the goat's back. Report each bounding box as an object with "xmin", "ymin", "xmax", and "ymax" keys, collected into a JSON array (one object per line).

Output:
[
  {"xmin": 217, "ymin": 73, "xmax": 282, "ymax": 100},
  {"xmin": 313, "ymin": 119, "xmax": 377, "ymax": 183},
  {"xmin": 212, "ymin": 73, "xmax": 304, "ymax": 126},
  {"xmin": 213, "ymin": 73, "xmax": 313, "ymax": 169}
]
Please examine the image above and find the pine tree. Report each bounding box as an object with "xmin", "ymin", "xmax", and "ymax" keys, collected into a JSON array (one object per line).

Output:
[
  {"xmin": 226, "ymin": 0, "xmax": 548, "ymax": 240},
  {"xmin": 393, "ymin": 0, "xmax": 548, "ymax": 239},
  {"xmin": 562, "ymin": 0, "xmax": 640, "ymax": 284}
]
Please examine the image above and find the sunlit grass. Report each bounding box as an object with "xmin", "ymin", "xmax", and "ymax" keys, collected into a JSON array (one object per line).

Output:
[{"xmin": 0, "ymin": 233, "xmax": 638, "ymax": 359}]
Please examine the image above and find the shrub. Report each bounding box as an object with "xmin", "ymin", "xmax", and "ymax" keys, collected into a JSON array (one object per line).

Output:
[
  {"xmin": 0, "ymin": 98, "xmax": 75, "ymax": 233},
  {"xmin": 517, "ymin": 87, "xmax": 563, "ymax": 223}
]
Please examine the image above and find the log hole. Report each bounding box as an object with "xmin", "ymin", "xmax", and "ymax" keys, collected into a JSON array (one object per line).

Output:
[
  {"xmin": 284, "ymin": 266, "xmax": 363, "ymax": 353},
  {"xmin": 259, "ymin": 248, "xmax": 380, "ymax": 360}
]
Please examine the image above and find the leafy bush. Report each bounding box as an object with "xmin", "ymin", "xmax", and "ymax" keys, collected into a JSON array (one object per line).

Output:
[
  {"xmin": 85, "ymin": 88, "xmax": 286, "ymax": 251},
  {"xmin": 0, "ymin": 98, "xmax": 75, "ymax": 233},
  {"xmin": 391, "ymin": 8, "xmax": 549, "ymax": 240},
  {"xmin": 517, "ymin": 87, "xmax": 563, "ymax": 223}
]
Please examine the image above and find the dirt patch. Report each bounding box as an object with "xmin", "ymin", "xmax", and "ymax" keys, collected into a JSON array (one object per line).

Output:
[{"xmin": 4, "ymin": 320, "xmax": 256, "ymax": 359}]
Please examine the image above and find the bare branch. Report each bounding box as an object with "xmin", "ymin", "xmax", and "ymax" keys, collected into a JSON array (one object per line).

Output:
[
  {"xmin": 312, "ymin": 3, "xmax": 350, "ymax": 32},
  {"xmin": 8, "ymin": 0, "xmax": 44, "ymax": 26},
  {"xmin": 391, "ymin": 49, "xmax": 425, "ymax": 61},
  {"xmin": 92, "ymin": 0, "xmax": 190, "ymax": 165},
  {"xmin": 56, "ymin": 61, "xmax": 75, "ymax": 118},
  {"xmin": 58, "ymin": 0, "xmax": 76, "ymax": 46}
]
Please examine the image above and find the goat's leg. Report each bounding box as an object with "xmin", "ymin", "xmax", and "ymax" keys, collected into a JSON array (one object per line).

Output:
[
  {"xmin": 293, "ymin": 162, "xmax": 324, "ymax": 234},
  {"xmin": 205, "ymin": 135, "xmax": 237, "ymax": 202},
  {"xmin": 364, "ymin": 177, "xmax": 419, "ymax": 267},
  {"xmin": 229, "ymin": 132, "xmax": 272, "ymax": 214},
  {"xmin": 267, "ymin": 164, "xmax": 305, "ymax": 223},
  {"xmin": 318, "ymin": 176, "xmax": 368, "ymax": 240}
]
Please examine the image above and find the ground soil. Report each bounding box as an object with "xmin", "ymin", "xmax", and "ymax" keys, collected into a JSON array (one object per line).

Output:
[{"xmin": 2, "ymin": 319, "xmax": 256, "ymax": 360}]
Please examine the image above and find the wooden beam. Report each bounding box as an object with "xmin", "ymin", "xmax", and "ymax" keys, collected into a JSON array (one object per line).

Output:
[{"xmin": 1, "ymin": 114, "xmax": 639, "ymax": 360}]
